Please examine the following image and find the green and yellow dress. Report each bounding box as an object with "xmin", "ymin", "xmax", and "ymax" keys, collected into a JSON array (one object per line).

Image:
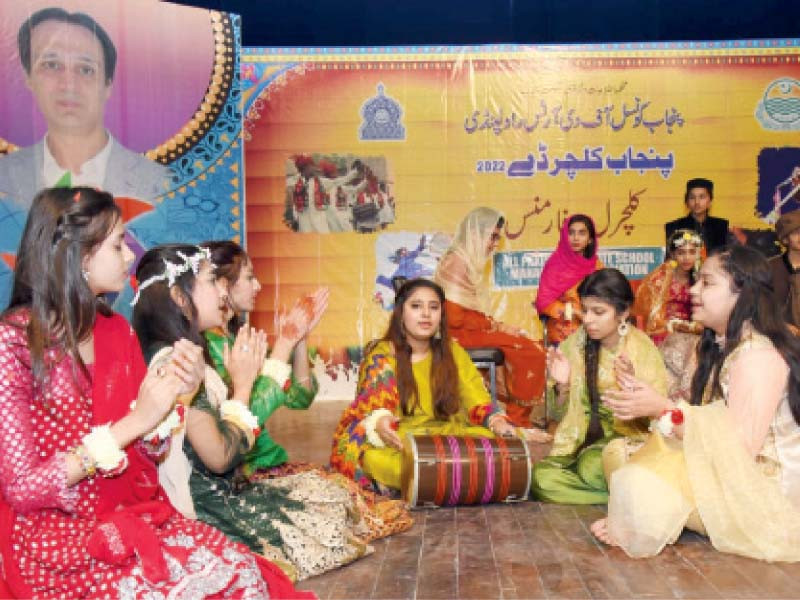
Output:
[
  {"xmin": 149, "ymin": 338, "xmax": 411, "ymax": 582},
  {"xmin": 531, "ymin": 326, "xmax": 668, "ymax": 504},
  {"xmin": 331, "ymin": 339, "xmax": 504, "ymax": 491}
]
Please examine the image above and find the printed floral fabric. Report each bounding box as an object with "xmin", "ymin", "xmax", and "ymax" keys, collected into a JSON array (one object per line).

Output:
[
  {"xmin": 247, "ymin": 465, "xmax": 414, "ymax": 546},
  {"xmin": 183, "ymin": 382, "xmax": 374, "ymax": 581}
]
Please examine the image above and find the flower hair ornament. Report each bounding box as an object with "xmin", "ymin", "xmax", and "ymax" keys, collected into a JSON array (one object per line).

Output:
[
  {"xmin": 130, "ymin": 246, "xmax": 211, "ymax": 306},
  {"xmin": 671, "ymin": 230, "xmax": 703, "ymax": 249}
]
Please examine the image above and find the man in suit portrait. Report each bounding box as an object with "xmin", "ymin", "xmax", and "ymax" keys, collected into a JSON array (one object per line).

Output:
[
  {"xmin": 0, "ymin": 7, "xmax": 170, "ymax": 211},
  {"xmin": 665, "ymin": 177, "xmax": 729, "ymax": 253}
]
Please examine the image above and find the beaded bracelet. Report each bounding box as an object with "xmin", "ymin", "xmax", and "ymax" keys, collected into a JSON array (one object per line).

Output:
[{"xmin": 72, "ymin": 444, "xmax": 96, "ymax": 478}]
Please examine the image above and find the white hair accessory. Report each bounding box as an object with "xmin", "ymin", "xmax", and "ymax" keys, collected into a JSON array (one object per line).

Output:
[
  {"xmin": 671, "ymin": 230, "xmax": 703, "ymax": 249},
  {"xmin": 131, "ymin": 246, "xmax": 211, "ymax": 306}
]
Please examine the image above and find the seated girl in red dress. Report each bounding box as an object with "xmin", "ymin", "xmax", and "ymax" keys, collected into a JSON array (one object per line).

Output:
[
  {"xmin": 632, "ymin": 229, "xmax": 704, "ymax": 399},
  {"xmin": 0, "ymin": 187, "xmax": 309, "ymax": 599}
]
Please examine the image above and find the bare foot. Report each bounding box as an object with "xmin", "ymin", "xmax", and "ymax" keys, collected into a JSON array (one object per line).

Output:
[
  {"xmin": 590, "ymin": 518, "xmax": 620, "ymax": 547},
  {"xmin": 520, "ymin": 427, "xmax": 553, "ymax": 443}
]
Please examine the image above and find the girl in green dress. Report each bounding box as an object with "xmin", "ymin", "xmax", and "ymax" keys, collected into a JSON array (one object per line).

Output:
[
  {"xmin": 132, "ymin": 243, "xmax": 389, "ymax": 581},
  {"xmin": 202, "ymin": 240, "xmax": 324, "ymax": 476},
  {"xmin": 531, "ymin": 268, "xmax": 668, "ymax": 504}
]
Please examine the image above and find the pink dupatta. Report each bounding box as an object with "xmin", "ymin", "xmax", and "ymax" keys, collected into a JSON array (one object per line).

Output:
[{"xmin": 535, "ymin": 217, "xmax": 598, "ymax": 313}]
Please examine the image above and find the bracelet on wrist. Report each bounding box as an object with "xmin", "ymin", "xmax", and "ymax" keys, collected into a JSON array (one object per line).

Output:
[
  {"xmin": 72, "ymin": 444, "xmax": 96, "ymax": 478},
  {"xmin": 220, "ymin": 400, "xmax": 261, "ymax": 450},
  {"xmin": 653, "ymin": 407, "xmax": 684, "ymax": 437},
  {"xmin": 362, "ymin": 408, "xmax": 394, "ymax": 448},
  {"xmin": 81, "ymin": 425, "xmax": 128, "ymax": 477},
  {"xmin": 132, "ymin": 401, "xmax": 187, "ymax": 446},
  {"xmin": 261, "ymin": 358, "xmax": 292, "ymax": 391}
]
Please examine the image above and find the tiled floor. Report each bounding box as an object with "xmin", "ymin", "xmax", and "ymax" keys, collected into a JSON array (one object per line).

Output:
[{"xmin": 268, "ymin": 401, "xmax": 800, "ymax": 599}]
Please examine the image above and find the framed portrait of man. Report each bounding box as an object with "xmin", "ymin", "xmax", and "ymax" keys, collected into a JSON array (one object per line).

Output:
[{"xmin": 0, "ymin": 0, "xmax": 244, "ymax": 311}]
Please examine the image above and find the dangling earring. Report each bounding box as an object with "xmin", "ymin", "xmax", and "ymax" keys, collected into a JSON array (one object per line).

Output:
[
  {"xmin": 617, "ymin": 320, "xmax": 629, "ymax": 337},
  {"xmin": 82, "ymin": 269, "xmax": 90, "ymax": 283}
]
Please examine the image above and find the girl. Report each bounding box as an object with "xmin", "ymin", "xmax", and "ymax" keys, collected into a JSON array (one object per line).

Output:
[
  {"xmin": 331, "ymin": 278, "xmax": 516, "ymax": 491},
  {"xmin": 201, "ymin": 240, "xmax": 321, "ymax": 475},
  {"xmin": 0, "ymin": 188, "xmax": 303, "ymax": 598},
  {"xmin": 531, "ymin": 268, "xmax": 668, "ymax": 504},
  {"xmin": 593, "ymin": 246, "xmax": 800, "ymax": 561},
  {"xmin": 133, "ymin": 243, "xmax": 384, "ymax": 581},
  {"xmin": 633, "ymin": 228, "xmax": 704, "ymax": 399},
  {"xmin": 535, "ymin": 214, "xmax": 603, "ymax": 345}
]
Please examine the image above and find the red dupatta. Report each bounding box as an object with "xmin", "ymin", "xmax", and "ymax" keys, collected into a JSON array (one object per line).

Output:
[
  {"xmin": 0, "ymin": 313, "xmax": 170, "ymax": 596},
  {"xmin": 87, "ymin": 316, "xmax": 312, "ymax": 599},
  {"xmin": 91, "ymin": 313, "xmax": 165, "ymax": 513}
]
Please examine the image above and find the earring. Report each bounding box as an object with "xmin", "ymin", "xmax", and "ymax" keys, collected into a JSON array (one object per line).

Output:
[
  {"xmin": 617, "ymin": 320, "xmax": 629, "ymax": 337},
  {"xmin": 82, "ymin": 269, "xmax": 90, "ymax": 283},
  {"xmin": 433, "ymin": 327, "xmax": 442, "ymax": 340}
]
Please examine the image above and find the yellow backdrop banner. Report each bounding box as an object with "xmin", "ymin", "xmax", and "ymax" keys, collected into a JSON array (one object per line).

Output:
[{"xmin": 241, "ymin": 41, "xmax": 800, "ymax": 398}]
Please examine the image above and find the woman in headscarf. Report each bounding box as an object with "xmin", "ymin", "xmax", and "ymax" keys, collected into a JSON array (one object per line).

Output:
[
  {"xmin": 535, "ymin": 215, "xmax": 603, "ymax": 345},
  {"xmin": 434, "ymin": 207, "xmax": 548, "ymax": 430}
]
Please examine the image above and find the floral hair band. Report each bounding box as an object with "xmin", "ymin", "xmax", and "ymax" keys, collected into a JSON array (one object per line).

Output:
[
  {"xmin": 130, "ymin": 246, "xmax": 211, "ymax": 306},
  {"xmin": 671, "ymin": 230, "xmax": 703, "ymax": 249}
]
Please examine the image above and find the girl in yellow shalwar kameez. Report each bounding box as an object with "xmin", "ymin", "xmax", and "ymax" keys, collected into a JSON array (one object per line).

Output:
[
  {"xmin": 593, "ymin": 246, "xmax": 800, "ymax": 562},
  {"xmin": 330, "ymin": 278, "xmax": 516, "ymax": 492}
]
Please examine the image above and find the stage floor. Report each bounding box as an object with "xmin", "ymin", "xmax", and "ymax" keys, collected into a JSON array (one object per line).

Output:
[{"xmin": 269, "ymin": 401, "xmax": 800, "ymax": 599}]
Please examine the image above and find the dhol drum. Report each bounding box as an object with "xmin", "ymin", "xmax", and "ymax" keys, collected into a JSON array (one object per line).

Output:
[{"xmin": 401, "ymin": 434, "xmax": 531, "ymax": 508}]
